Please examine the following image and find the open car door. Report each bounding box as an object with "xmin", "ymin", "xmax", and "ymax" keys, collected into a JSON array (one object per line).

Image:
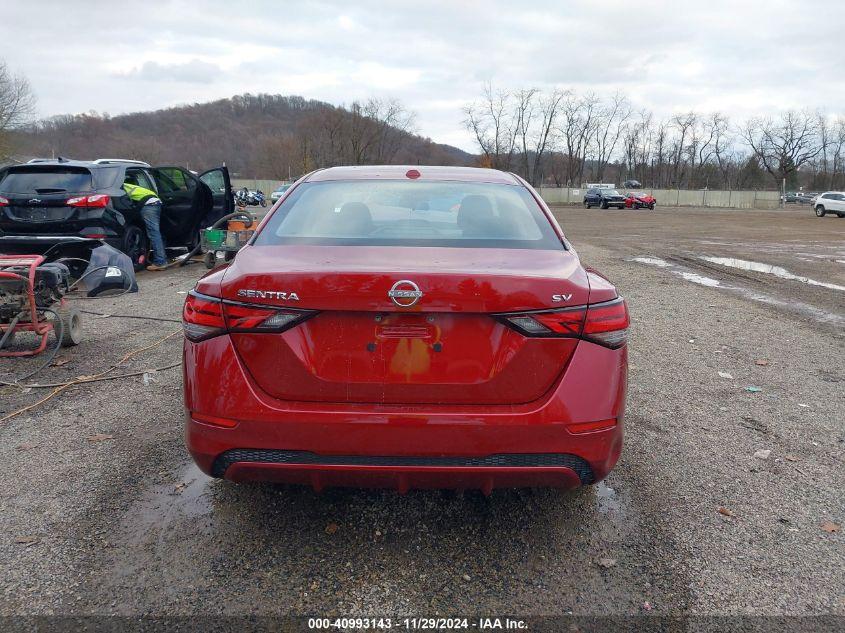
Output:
[
  {"xmin": 198, "ymin": 166, "xmax": 234, "ymax": 229},
  {"xmin": 149, "ymin": 165, "xmax": 203, "ymax": 245}
]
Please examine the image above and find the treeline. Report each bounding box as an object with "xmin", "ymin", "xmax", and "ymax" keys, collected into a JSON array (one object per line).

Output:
[
  {"xmin": 14, "ymin": 93, "xmax": 472, "ymax": 178},
  {"xmin": 464, "ymin": 85, "xmax": 845, "ymax": 191}
]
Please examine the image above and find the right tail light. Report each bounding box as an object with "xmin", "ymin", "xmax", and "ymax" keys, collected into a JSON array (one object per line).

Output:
[{"xmin": 497, "ymin": 297, "xmax": 629, "ymax": 349}]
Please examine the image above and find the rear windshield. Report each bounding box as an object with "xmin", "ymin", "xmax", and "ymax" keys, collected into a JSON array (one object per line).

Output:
[
  {"xmin": 0, "ymin": 167, "xmax": 93, "ymax": 194},
  {"xmin": 254, "ymin": 180, "xmax": 562, "ymax": 249}
]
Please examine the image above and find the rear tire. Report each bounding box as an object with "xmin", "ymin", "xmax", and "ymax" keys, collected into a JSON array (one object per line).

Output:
[
  {"xmin": 601, "ymin": 200, "xmax": 609, "ymax": 209},
  {"xmin": 649, "ymin": 203, "xmax": 655, "ymax": 210},
  {"xmin": 584, "ymin": 201, "xmax": 590, "ymax": 209},
  {"xmin": 54, "ymin": 303, "xmax": 82, "ymax": 347},
  {"xmin": 122, "ymin": 225, "xmax": 149, "ymax": 271}
]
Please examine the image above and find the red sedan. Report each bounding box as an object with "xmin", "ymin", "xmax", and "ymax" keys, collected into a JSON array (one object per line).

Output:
[
  {"xmin": 624, "ymin": 191, "xmax": 656, "ymax": 209},
  {"xmin": 182, "ymin": 166, "xmax": 628, "ymax": 492}
]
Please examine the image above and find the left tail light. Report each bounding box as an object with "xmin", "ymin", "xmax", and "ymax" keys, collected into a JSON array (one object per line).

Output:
[
  {"xmin": 497, "ymin": 297, "xmax": 629, "ymax": 349},
  {"xmin": 182, "ymin": 291, "xmax": 315, "ymax": 342},
  {"xmin": 0, "ymin": 196, "xmax": 9, "ymax": 207}
]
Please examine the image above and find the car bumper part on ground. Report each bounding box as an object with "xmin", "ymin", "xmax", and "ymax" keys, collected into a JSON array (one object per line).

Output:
[{"xmin": 184, "ymin": 335, "xmax": 626, "ymax": 492}]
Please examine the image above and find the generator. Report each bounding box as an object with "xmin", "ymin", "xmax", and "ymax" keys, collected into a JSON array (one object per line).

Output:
[{"xmin": 0, "ymin": 237, "xmax": 137, "ymax": 357}]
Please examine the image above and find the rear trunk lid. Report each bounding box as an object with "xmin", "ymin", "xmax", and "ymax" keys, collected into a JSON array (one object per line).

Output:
[
  {"xmin": 5, "ymin": 194, "xmax": 80, "ymax": 225},
  {"xmin": 0, "ymin": 165, "xmax": 96, "ymax": 227},
  {"xmin": 220, "ymin": 245, "xmax": 589, "ymax": 405}
]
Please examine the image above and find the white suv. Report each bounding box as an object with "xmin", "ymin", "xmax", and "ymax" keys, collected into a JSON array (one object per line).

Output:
[{"xmin": 813, "ymin": 192, "xmax": 845, "ymax": 217}]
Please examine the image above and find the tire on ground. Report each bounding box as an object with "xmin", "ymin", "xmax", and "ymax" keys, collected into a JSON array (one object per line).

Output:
[{"xmin": 53, "ymin": 303, "xmax": 83, "ymax": 347}]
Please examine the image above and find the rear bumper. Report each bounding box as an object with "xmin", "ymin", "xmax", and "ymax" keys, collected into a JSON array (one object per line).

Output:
[
  {"xmin": 184, "ymin": 335, "xmax": 627, "ymax": 491},
  {"xmin": 0, "ymin": 232, "xmax": 121, "ymax": 252}
]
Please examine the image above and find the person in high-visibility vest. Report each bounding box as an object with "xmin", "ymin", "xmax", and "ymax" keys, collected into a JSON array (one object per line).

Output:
[{"xmin": 123, "ymin": 179, "xmax": 168, "ymax": 271}]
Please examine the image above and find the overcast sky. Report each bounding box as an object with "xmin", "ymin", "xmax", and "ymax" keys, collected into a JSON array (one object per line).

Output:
[{"xmin": 3, "ymin": 0, "xmax": 843, "ymax": 151}]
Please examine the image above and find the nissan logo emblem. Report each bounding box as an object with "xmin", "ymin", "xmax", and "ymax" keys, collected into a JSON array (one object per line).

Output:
[{"xmin": 387, "ymin": 279, "xmax": 423, "ymax": 308}]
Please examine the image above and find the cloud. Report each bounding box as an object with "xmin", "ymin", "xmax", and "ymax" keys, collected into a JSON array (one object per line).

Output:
[
  {"xmin": 119, "ymin": 59, "xmax": 222, "ymax": 84},
  {"xmin": 2, "ymin": 0, "xmax": 844, "ymax": 151}
]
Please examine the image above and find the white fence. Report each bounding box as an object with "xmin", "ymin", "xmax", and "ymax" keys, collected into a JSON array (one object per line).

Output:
[
  {"xmin": 232, "ymin": 178, "xmax": 782, "ymax": 210},
  {"xmin": 232, "ymin": 178, "xmax": 288, "ymax": 194},
  {"xmin": 538, "ymin": 187, "xmax": 781, "ymax": 209}
]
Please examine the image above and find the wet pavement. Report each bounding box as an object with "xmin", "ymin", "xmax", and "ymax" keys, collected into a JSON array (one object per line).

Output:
[{"xmin": 0, "ymin": 204, "xmax": 842, "ymax": 618}]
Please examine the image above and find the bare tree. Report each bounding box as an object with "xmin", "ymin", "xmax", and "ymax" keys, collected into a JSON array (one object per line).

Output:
[
  {"xmin": 364, "ymin": 98, "xmax": 415, "ymax": 163},
  {"xmin": 741, "ymin": 110, "xmax": 823, "ymax": 188},
  {"xmin": 463, "ymin": 84, "xmax": 518, "ymax": 170},
  {"xmin": 591, "ymin": 93, "xmax": 631, "ymax": 180},
  {"xmin": 510, "ymin": 88, "xmax": 566, "ymax": 186},
  {"xmin": 514, "ymin": 88, "xmax": 539, "ymax": 180},
  {"xmin": 670, "ymin": 112, "xmax": 697, "ymax": 186},
  {"xmin": 0, "ymin": 60, "xmax": 36, "ymax": 158},
  {"xmin": 831, "ymin": 117, "xmax": 845, "ymax": 190},
  {"xmin": 622, "ymin": 109, "xmax": 653, "ymax": 184},
  {"xmin": 557, "ymin": 92, "xmax": 599, "ymax": 186}
]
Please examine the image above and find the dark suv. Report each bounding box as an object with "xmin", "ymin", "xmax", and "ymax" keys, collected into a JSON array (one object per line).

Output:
[
  {"xmin": 583, "ymin": 187, "xmax": 626, "ymax": 209},
  {"xmin": 0, "ymin": 159, "xmax": 233, "ymax": 269}
]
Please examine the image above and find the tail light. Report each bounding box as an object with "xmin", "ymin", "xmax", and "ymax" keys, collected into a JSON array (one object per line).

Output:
[
  {"xmin": 182, "ymin": 293, "xmax": 225, "ymax": 341},
  {"xmin": 497, "ymin": 297, "xmax": 629, "ymax": 349},
  {"xmin": 182, "ymin": 291, "xmax": 315, "ymax": 342},
  {"xmin": 0, "ymin": 196, "xmax": 8, "ymax": 207},
  {"xmin": 66, "ymin": 194, "xmax": 110, "ymax": 208}
]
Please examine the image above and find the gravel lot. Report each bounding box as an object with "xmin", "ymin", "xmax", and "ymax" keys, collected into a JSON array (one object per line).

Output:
[{"xmin": 0, "ymin": 205, "xmax": 842, "ymax": 618}]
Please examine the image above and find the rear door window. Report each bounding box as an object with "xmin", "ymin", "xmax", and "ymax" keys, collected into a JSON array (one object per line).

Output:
[
  {"xmin": 0, "ymin": 167, "xmax": 93, "ymax": 194},
  {"xmin": 153, "ymin": 167, "xmax": 196, "ymax": 194},
  {"xmin": 124, "ymin": 168, "xmax": 156, "ymax": 192},
  {"xmin": 254, "ymin": 180, "xmax": 562, "ymax": 250}
]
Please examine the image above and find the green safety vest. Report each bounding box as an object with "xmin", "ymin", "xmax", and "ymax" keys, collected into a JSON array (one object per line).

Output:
[{"xmin": 122, "ymin": 182, "xmax": 158, "ymax": 204}]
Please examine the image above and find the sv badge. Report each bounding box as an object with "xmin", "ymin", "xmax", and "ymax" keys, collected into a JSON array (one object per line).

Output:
[{"xmin": 552, "ymin": 293, "xmax": 573, "ymax": 303}]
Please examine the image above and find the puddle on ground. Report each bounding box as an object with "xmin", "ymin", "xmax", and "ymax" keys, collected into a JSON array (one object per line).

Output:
[
  {"xmin": 632, "ymin": 257, "xmax": 725, "ymax": 287},
  {"xmin": 122, "ymin": 462, "xmax": 214, "ymax": 541},
  {"xmin": 678, "ymin": 271, "xmax": 723, "ymax": 287},
  {"xmin": 631, "ymin": 256, "xmax": 845, "ymax": 326},
  {"xmin": 595, "ymin": 482, "xmax": 621, "ymax": 514},
  {"xmin": 700, "ymin": 256, "xmax": 845, "ymax": 292},
  {"xmin": 631, "ymin": 256, "xmax": 672, "ymax": 268}
]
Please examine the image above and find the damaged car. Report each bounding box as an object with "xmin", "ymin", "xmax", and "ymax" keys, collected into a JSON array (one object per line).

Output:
[
  {"xmin": 0, "ymin": 158, "xmax": 233, "ymax": 269},
  {"xmin": 624, "ymin": 191, "xmax": 656, "ymax": 210}
]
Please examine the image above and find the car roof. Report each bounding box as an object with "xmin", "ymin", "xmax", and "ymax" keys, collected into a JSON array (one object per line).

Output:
[
  {"xmin": 15, "ymin": 159, "xmax": 125, "ymax": 169},
  {"xmin": 304, "ymin": 165, "xmax": 522, "ymax": 185}
]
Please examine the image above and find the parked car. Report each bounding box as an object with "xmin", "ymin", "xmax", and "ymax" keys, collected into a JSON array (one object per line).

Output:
[
  {"xmin": 812, "ymin": 191, "xmax": 845, "ymax": 217},
  {"xmin": 797, "ymin": 192, "xmax": 819, "ymax": 205},
  {"xmin": 270, "ymin": 184, "xmax": 291, "ymax": 202},
  {"xmin": 622, "ymin": 179, "xmax": 642, "ymax": 189},
  {"xmin": 624, "ymin": 191, "xmax": 656, "ymax": 209},
  {"xmin": 780, "ymin": 191, "xmax": 798, "ymax": 204},
  {"xmin": 584, "ymin": 187, "xmax": 626, "ymax": 209},
  {"xmin": 182, "ymin": 165, "xmax": 629, "ymax": 491},
  {"xmin": 0, "ymin": 158, "xmax": 233, "ymax": 269}
]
